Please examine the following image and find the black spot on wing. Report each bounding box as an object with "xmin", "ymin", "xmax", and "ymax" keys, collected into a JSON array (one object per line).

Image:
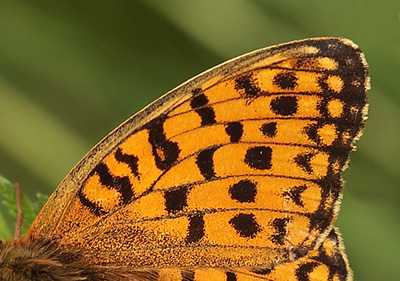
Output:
[
  {"xmin": 260, "ymin": 122, "xmax": 277, "ymax": 138},
  {"xmin": 229, "ymin": 213, "xmax": 261, "ymax": 238},
  {"xmin": 186, "ymin": 213, "xmax": 205, "ymax": 243},
  {"xmin": 273, "ymin": 71, "xmax": 298, "ymax": 90},
  {"xmin": 229, "ymin": 180, "xmax": 257, "ymax": 203},
  {"xmin": 164, "ymin": 186, "xmax": 188, "ymax": 213},
  {"xmin": 226, "ymin": 272, "xmax": 237, "ymax": 281},
  {"xmin": 114, "ymin": 148, "xmax": 140, "ymax": 179},
  {"xmin": 244, "ymin": 146, "xmax": 272, "ymax": 170},
  {"xmin": 196, "ymin": 147, "xmax": 218, "ymax": 180},
  {"xmin": 225, "ymin": 122, "xmax": 243, "ymax": 143},
  {"xmin": 147, "ymin": 115, "xmax": 180, "ymax": 171},
  {"xmin": 270, "ymin": 96, "xmax": 298, "ymax": 116},
  {"xmin": 270, "ymin": 217, "xmax": 290, "ymax": 245},
  {"xmin": 191, "ymin": 90, "xmax": 208, "ymax": 107},
  {"xmin": 191, "ymin": 90, "xmax": 216, "ymax": 126},
  {"xmin": 197, "ymin": 108, "xmax": 216, "ymax": 126},
  {"xmin": 235, "ymin": 74, "xmax": 262, "ymax": 98}
]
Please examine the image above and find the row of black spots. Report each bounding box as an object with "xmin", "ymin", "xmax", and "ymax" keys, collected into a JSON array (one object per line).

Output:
[
  {"xmin": 235, "ymin": 72, "xmax": 300, "ymax": 116},
  {"xmin": 197, "ymin": 145, "xmax": 273, "ymax": 180},
  {"xmin": 79, "ymin": 162, "xmax": 134, "ymax": 216},
  {"xmin": 277, "ymin": 41, "xmax": 366, "ymax": 133},
  {"xmin": 191, "ymin": 88, "xmax": 216, "ymax": 126},
  {"xmin": 152, "ymin": 270, "xmax": 244, "ymax": 281},
  {"xmin": 147, "ymin": 115, "xmax": 180, "ymax": 171},
  {"xmin": 168, "ymin": 180, "xmax": 259, "ymax": 240},
  {"xmin": 235, "ymin": 71, "xmax": 299, "ymax": 97},
  {"xmin": 236, "ymin": 42, "xmax": 366, "ymax": 121},
  {"xmin": 191, "ymin": 88, "xmax": 278, "ymax": 144},
  {"xmin": 225, "ymin": 120, "xmax": 277, "ymax": 143},
  {"xmin": 180, "ymin": 192, "xmax": 262, "ymax": 243},
  {"xmin": 190, "ymin": 142, "xmax": 273, "ymax": 242},
  {"xmin": 187, "ymin": 143, "xmax": 269, "ymax": 243},
  {"xmin": 191, "ymin": 88, "xmax": 250, "ymax": 142},
  {"xmin": 181, "ymin": 186, "xmax": 293, "ymax": 245},
  {"xmin": 195, "ymin": 145, "xmax": 273, "ymax": 183},
  {"xmin": 194, "ymin": 85, "xmax": 296, "ymax": 145},
  {"xmin": 235, "ymin": 64, "xmax": 331, "ymax": 116}
]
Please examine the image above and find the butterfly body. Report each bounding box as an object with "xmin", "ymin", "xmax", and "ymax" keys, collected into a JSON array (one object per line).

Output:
[{"xmin": 0, "ymin": 38, "xmax": 369, "ymax": 281}]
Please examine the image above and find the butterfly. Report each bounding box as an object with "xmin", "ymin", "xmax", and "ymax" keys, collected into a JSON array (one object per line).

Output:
[{"xmin": 0, "ymin": 37, "xmax": 369, "ymax": 281}]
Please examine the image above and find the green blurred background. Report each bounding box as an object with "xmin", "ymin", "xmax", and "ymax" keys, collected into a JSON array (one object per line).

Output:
[{"xmin": 0, "ymin": 1, "xmax": 399, "ymax": 280}]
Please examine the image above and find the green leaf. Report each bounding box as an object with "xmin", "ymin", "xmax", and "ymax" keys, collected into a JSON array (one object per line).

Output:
[{"xmin": 0, "ymin": 174, "xmax": 47, "ymax": 240}]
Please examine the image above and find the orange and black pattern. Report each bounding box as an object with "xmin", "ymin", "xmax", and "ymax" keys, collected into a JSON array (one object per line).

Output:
[{"xmin": 0, "ymin": 38, "xmax": 369, "ymax": 281}]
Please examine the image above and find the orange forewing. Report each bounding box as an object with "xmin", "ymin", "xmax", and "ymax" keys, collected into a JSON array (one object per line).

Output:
[{"xmin": 1, "ymin": 38, "xmax": 368, "ymax": 281}]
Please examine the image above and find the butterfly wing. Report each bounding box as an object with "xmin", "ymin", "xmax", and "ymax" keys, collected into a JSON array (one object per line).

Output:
[{"xmin": 28, "ymin": 38, "xmax": 368, "ymax": 276}]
